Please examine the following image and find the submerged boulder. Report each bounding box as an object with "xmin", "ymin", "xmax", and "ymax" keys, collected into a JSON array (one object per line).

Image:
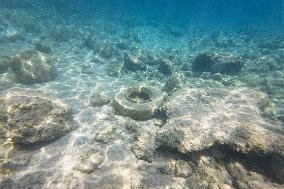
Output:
[
  {"xmin": 6, "ymin": 91, "xmax": 74, "ymax": 145},
  {"xmin": 192, "ymin": 52, "xmax": 243, "ymax": 75},
  {"xmin": 9, "ymin": 50, "xmax": 56, "ymax": 84}
]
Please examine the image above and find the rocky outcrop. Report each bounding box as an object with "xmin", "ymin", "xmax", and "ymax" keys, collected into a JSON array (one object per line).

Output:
[
  {"xmin": 158, "ymin": 87, "xmax": 283, "ymax": 155},
  {"xmin": 9, "ymin": 50, "xmax": 56, "ymax": 84},
  {"xmin": 131, "ymin": 87, "xmax": 284, "ymax": 162},
  {"xmin": 6, "ymin": 91, "xmax": 74, "ymax": 145},
  {"xmin": 129, "ymin": 86, "xmax": 284, "ymax": 188},
  {"xmin": 192, "ymin": 52, "xmax": 243, "ymax": 75}
]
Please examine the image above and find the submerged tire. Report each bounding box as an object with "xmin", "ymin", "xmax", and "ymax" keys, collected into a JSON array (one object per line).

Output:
[{"xmin": 113, "ymin": 85, "xmax": 167, "ymax": 120}]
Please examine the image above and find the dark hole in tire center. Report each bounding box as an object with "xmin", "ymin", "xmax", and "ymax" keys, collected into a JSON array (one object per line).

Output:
[{"xmin": 127, "ymin": 87, "xmax": 152, "ymax": 103}]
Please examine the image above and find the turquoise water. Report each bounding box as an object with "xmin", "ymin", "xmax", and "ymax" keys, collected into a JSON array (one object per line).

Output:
[{"xmin": 0, "ymin": 1, "xmax": 283, "ymax": 188}]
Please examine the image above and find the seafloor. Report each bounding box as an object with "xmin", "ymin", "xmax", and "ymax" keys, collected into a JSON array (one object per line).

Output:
[{"xmin": 0, "ymin": 2, "xmax": 284, "ymax": 189}]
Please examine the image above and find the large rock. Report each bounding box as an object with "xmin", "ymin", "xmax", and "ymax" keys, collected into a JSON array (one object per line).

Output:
[
  {"xmin": 6, "ymin": 91, "xmax": 74, "ymax": 145},
  {"xmin": 9, "ymin": 50, "xmax": 56, "ymax": 84},
  {"xmin": 157, "ymin": 87, "xmax": 284, "ymax": 156},
  {"xmin": 192, "ymin": 52, "xmax": 243, "ymax": 75}
]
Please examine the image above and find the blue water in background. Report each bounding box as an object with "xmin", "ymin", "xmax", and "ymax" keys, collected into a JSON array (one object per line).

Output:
[
  {"xmin": 2, "ymin": 0, "xmax": 282, "ymax": 32},
  {"xmin": 42, "ymin": 0, "xmax": 283, "ymax": 30}
]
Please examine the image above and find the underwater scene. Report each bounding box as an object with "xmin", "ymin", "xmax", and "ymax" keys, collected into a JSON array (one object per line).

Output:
[{"xmin": 0, "ymin": 0, "xmax": 283, "ymax": 188}]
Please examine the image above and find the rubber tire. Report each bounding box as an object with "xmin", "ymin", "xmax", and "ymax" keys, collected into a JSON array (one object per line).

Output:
[{"xmin": 113, "ymin": 85, "xmax": 167, "ymax": 120}]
